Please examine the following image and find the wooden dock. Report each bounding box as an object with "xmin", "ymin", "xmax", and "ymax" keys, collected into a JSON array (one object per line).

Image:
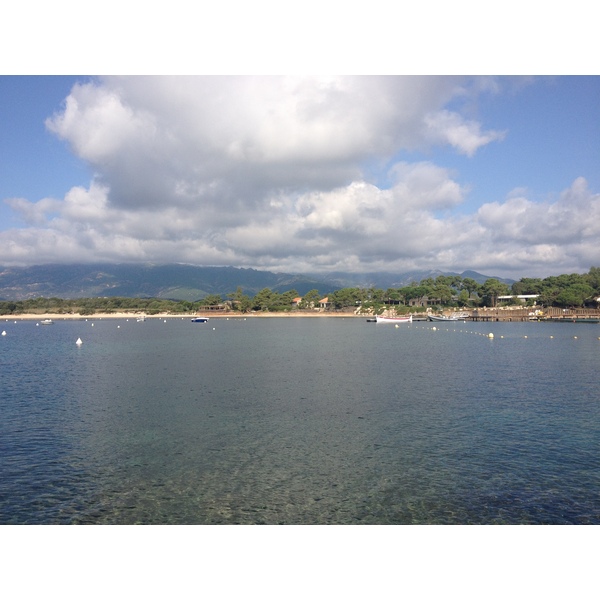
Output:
[{"xmin": 468, "ymin": 307, "xmax": 600, "ymax": 322}]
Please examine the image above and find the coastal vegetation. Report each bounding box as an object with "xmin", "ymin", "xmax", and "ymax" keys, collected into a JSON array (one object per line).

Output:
[{"xmin": 1, "ymin": 268, "xmax": 599, "ymax": 316}]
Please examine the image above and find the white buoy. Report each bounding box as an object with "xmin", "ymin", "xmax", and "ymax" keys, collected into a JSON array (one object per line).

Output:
[
  {"xmin": 488, "ymin": 333, "xmax": 494, "ymax": 338},
  {"xmin": 76, "ymin": 338, "xmax": 83, "ymax": 345},
  {"xmin": 1, "ymin": 330, "xmax": 6, "ymax": 336},
  {"xmin": 432, "ymin": 326, "xmax": 437, "ymax": 331},
  {"xmin": 117, "ymin": 325, "xmax": 120, "ymax": 328}
]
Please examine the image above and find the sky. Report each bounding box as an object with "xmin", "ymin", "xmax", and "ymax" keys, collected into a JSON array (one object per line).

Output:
[
  {"xmin": 2, "ymin": 3, "xmax": 598, "ymax": 588},
  {"xmin": 1, "ymin": 3, "xmax": 599, "ymax": 282},
  {"xmin": 1, "ymin": 74, "xmax": 599, "ymax": 281}
]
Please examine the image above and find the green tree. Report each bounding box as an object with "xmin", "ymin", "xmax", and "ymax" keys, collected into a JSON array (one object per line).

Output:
[
  {"xmin": 279, "ymin": 289, "xmax": 299, "ymax": 307},
  {"xmin": 228, "ymin": 286, "xmax": 252, "ymax": 312},
  {"xmin": 460, "ymin": 278, "xmax": 480, "ymax": 299},
  {"xmin": 200, "ymin": 294, "xmax": 223, "ymax": 306},
  {"xmin": 457, "ymin": 289, "xmax": 470, "ymax": 305},
  {"xmin": 512, "ymin": 277, "xmax": 543, "ymax": 296},
  {"xmin": 584, "ymin": 267, "xmax": 600, "ymax": 292},
  {"xmin": 253, "ymin": 288, "xmax": 275, "ymax": 311},
  {"xmin": 555, "ymin": 284, "xmax": 594, "ymax": 307},
  {"xmin": 433, "ymin": 282, "xmax": 454, "ymax": 304},
  {"xmin": 480, "ymin": 278, "xmax": 510, "ymax": 307},
  {"xmin": 299, "ymin": 289, "xmax": 321, "ymax": 309},
  {"xmin": 330, "ymin": 287, "xmax": 362, "ymax": 309}
]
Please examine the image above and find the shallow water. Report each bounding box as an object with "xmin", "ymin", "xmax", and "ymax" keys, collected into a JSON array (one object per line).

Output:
[{"xmin": 1, "ymin": 316, "xmax": 599, "ymax": 524}]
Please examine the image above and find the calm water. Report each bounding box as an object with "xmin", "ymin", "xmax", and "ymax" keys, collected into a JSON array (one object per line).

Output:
[{"xmin": 1, "ymin": 316, "xmax": 599, "ymax": 524}]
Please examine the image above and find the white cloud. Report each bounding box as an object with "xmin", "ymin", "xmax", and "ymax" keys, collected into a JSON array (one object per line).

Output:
[
  {"xmin": 2, "ymin": 76, "xmax": 599, "ymax": 279},
  {"xmin": 42, "ymin": 76, "xmax": 482, "ymax": 215},
  {"xmin": 424, "ymin": 109, "xmax": 506, "ymax": 156},
  {"xmin": 2, "ymin": 172, "xmax": 598, "ymax": 278}
]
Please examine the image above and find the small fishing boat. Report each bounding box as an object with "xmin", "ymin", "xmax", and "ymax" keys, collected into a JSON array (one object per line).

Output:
[
  {"xmin": 428, "ymin": 314, "xmax": 459, "ymax": 322},
  {"xmin": 375, "ymin": 314, "xmax": 412, "ymax": 324},
  {"xmin": 40, "ymin": 319, "xmax": 54, "ymax": 325},
  {"xmin": 191, "ymin": 317, "xmax": 209, "ymax": 323},
  {"xmin": 429, "ymin": 311, "xmax": 469, "ymax": 322}
]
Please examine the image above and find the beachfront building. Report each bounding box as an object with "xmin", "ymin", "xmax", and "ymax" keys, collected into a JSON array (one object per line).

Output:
[
  {"xmin": 319, "ymin": 297, "xmax": 331, "ymax": 310},
  {"xmin": 497, "ymin": 295, "xmax": 540, "ymax": 304}
]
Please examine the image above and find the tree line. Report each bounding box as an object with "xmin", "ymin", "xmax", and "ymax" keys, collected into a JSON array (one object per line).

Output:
[{"xmin": 1, "ymin": 267, "xmax": 599, "ymax": 315}]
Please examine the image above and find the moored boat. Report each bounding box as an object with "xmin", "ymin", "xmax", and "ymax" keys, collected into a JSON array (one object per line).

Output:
[
  {"xmin": 40, "ymin": 319, "xmax": 54, "ymax": 325},
  {"xmin": 375, "ymin": 314, "xmax": 412, "ymax": 324},
  {"xmin": 428, "ymin": 314, "xmax": 459, "ymax": 322},
  {"xmin": 429, "ymin": 311, "xmax": 469, "ymax": 322},
  {"xmin": 191, "ymin": 317, "xmax": 209, "ymax": 323}
]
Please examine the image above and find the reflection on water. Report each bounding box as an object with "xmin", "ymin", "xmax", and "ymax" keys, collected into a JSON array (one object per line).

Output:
[{"xmin": 1, "ymin": 317, "xmax": 599, "ymax": 524}]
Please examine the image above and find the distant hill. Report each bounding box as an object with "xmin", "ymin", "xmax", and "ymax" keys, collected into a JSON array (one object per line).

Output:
[
  {"xmin": 0, "ymin": 264, "xmax": 337, "ymax": 301},
  {"xmin": 308, "ymin": 269, "xmax": 514, "ymax": 289},
  {"xmin": 0, "ymin": 263, "xmax": 514, "ymax": 301}
]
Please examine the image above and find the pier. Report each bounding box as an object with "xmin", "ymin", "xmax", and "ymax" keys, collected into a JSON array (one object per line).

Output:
[{"xmin": 468, "ymin": 307, "xmax": 600, "ymax": 323}]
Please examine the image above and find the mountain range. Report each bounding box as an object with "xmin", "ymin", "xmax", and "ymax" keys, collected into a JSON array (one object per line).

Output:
[{"xmin": 0, "ymin": 264, "xmax": 514, "ymax": 301}]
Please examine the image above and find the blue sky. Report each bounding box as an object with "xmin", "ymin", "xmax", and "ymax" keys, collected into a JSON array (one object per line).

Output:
[
  {"xmin": 1, "ymin": 75, "xmax": 598, "ymax": 280},
  {"xmin": 0, "ymin": 76, "xmax": 92, "ymax": 207}
]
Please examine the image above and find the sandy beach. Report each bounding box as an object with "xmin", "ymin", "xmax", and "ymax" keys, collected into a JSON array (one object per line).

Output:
[{"xmin": 2, "ymin": 310, "xmax": 364, "ymax": 321}]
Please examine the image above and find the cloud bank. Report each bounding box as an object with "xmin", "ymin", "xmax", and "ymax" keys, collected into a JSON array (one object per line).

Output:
[{"xmin": 2, "ymin": 76, "xmax": 598, "ymax": 279}]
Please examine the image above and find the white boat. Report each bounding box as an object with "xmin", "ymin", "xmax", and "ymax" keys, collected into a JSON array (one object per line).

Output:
[
  {"xmin": 375, "ymin": 314, "xmax": 412, "ymax": 324},
  {"xmin": 40, "ymin": 319, "xmax": 54, "ymax": 325},
  {"xmin": 191, "ymin": 317, "xmax": 209, "ymax": 323},
  {"xmin": 428, "ymin": 311, "xmax": 469, "ymax": 322},
  {"xmin": 136, "ymin": 315, "xmax": 146, "ymax": 322},
  {"xmin": 428, "ymin": 314, "xmax": 459, "ymax": 322}
]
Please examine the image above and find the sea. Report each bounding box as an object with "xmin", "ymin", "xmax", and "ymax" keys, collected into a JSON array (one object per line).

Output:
[{"xmin": 1, "ymin": 315, "xmax": 600, "ymax": 525}]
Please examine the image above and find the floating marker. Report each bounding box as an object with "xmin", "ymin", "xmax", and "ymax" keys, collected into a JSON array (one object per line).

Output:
[
  {"xmin": 488, "ymin": 333, "xmax": 494, "ymax": 338},
  {"xmin": 76, "ymin": 338, "xmax": 83, "ymax": 345},
  {"xmin": 1, "ymin": 330, "xmax": 6, "ymax": 336},
  {"xmin": 432, "ymin": 327, "xmax": 437, "ymax": 331}
]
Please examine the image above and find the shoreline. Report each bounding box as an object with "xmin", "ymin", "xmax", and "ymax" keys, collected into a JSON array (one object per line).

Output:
[{"xmin": 1, "ymin": 311, "xmax": 365, "ymax": 321}]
